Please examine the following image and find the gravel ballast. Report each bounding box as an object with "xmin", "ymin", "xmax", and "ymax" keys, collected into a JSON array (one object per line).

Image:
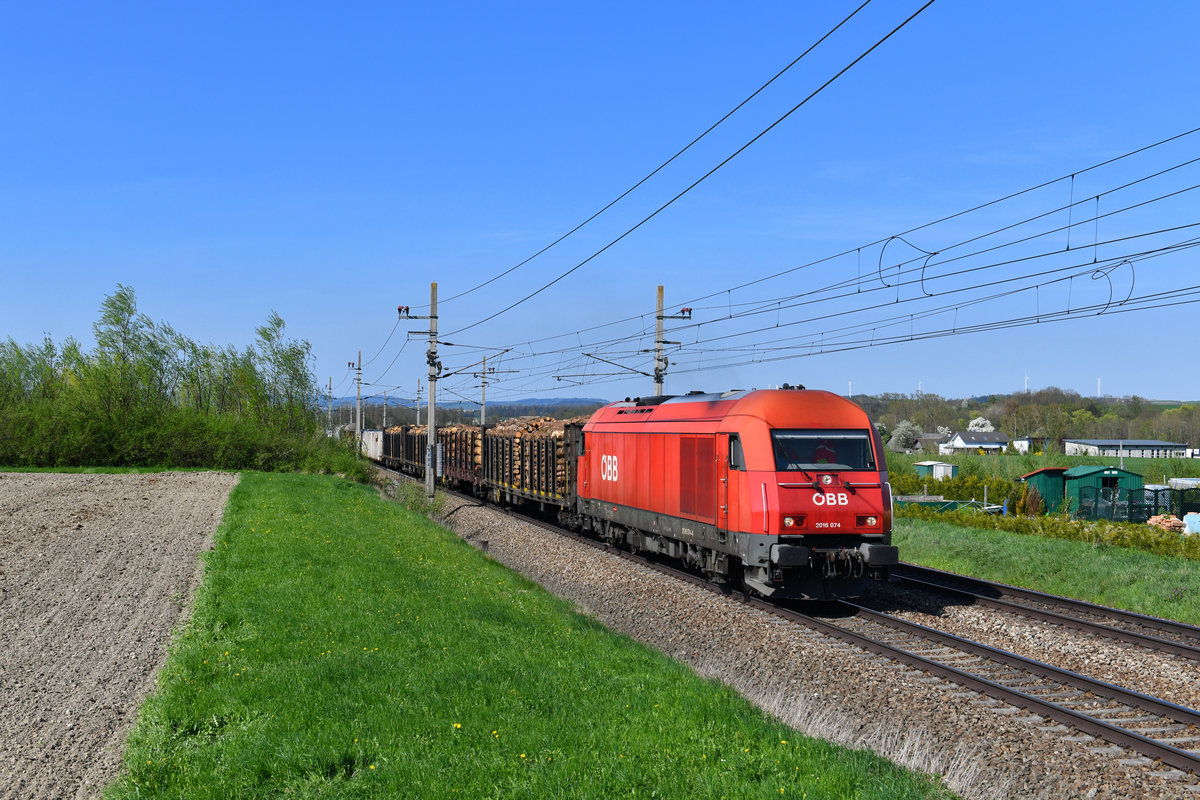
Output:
[
  {"xmin": 866, "ymin": 583, "xmax": 1200, "ymax": 714},
  {"xmin": 408, "ymin": 479, "xmax": 1200, "ymax": 800}
]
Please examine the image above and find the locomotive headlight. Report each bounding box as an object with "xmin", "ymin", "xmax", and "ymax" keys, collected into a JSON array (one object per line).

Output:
[
  {"xmin": 821, "ymin": 474, "xmax": 833, "ymax": 486},
  {"xmin": 783, "ymin": 516, "xmax": 796, "ymax": 528},
  {"xmin": 867, "ymin": 515, "xmax": 878, "ymax": 527}
]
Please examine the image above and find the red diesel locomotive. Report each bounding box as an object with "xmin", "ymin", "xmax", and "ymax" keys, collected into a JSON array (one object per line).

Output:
[
  {"xmin": 564, "ymin": 388, "xmax": 896, "ymax": 599},
  {"xmin": 373, "ymin": 387, "xmax": 896, "ymax": 599}
]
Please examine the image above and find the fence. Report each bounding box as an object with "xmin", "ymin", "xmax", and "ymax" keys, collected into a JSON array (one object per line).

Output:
[
  {"xmin": 1076, "ymin": 486, "xmax": 1200, "ymax": 523},
  {"xmin": 895, "ymin": 498, "xmax": 1004, "ymax": 514}
]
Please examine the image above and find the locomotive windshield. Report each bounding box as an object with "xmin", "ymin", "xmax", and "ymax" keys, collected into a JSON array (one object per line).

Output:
[{"xmin": 771, "ymin": 429, "xmax": 876, "ymax": 472}]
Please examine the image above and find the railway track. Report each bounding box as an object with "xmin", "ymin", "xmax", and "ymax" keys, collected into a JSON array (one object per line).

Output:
[
  {"xmin": 792, "ymin": 600, "xmax": 1200, "ymax": 776},
  {"xmin": 386, "ymin": 470, "xmax": 1200, "ymax": 780},
  {"xmin": 503, "ymin": 504, "xmax": 1200, "ymax": 775},
  {"xmin": 892, "ymin": 562, "xmax": 1200, "ymax": 661}
]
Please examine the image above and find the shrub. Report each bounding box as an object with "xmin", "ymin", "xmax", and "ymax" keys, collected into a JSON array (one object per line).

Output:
[
  {"xmin": 897, "ymin": 503, "xmax": 1200, "ymax": 560},
  {"xmin": 0, "ymin": 286, "xmax": 372, "ymax": 480}
]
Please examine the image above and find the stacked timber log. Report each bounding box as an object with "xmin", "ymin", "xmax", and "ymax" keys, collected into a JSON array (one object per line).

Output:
[
  {"xmin": 439, "ymin": 424, "xmax": 482, "ymax": 477},
  {"xmin": 390, "ymin": 424, "xmax": 484, "ymax": 476},
  {"xmin": 485, "ymin": 416, "xmax": 588, "ymax": 496}
]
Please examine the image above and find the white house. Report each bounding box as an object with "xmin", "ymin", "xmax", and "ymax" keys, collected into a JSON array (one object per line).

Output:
[
  {"xmin": 1011, "ymin": 436, "xmax": 1050, "ymax": 455},
  {"xmin": 939, "ymin": 431, "xmax": 1010, "ymax": 455}
]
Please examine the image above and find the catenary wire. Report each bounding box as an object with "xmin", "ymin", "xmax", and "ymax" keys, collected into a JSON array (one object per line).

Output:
[
  {"xmin": 476, "ymin": 127, "xmax": 1200, "ymax": 361},
  {"xmin": 429, "ymin": 0, "xmax": 878, "ymax": 309},
  {"xmin": 446, "ymin": 0, "xmax": 939, "ymax": 337}
]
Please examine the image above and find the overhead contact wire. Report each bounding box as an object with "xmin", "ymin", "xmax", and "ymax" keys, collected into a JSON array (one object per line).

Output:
[
  {"xmin": 423, "ymin": 1, "xmax": 876, "ymax": 310},
  {"xmin": 447, "ymin": 0, "xmax": 939, "ymax": 337}
]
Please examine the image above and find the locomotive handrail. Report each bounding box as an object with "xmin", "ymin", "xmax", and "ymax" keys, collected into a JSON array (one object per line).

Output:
[
  {"xmin": 760, "ymin": 483, "xmax": 768, "ymax": 533},
  {"xmin": 778, "ymin": 481, "xmax": 881, "ymax": 489}
]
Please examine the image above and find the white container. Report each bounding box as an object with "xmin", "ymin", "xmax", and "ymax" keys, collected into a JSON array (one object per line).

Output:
[{"xmin": 1185, "ymin": 513, "xmax": 1200, "ymax": 535}]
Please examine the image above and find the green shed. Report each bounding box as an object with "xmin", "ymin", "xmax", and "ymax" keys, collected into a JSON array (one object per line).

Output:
[
  {"xmin": 1063, "ymin": 465, "xmax": 1144, "ymax": 519},
  {"xmin": 1019, "ymin": 467, "xmax": 1067, "ymax": 513}
]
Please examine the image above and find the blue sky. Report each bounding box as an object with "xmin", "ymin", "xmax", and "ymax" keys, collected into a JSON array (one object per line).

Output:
[{"xmin": 2, "ymin": 1, "xmax": 1198, "ymax": 407}]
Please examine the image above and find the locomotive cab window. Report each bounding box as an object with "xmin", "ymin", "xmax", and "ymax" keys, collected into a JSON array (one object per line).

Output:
[
  {"xmin": 771, "ymin": 429, "xmax": 876, "ymax": 472},
  {"xmin": 728, "ymin": 435, "xmax": 745, "ymax": 470}
]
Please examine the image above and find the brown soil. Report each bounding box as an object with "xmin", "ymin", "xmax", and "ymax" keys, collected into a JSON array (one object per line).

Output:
[{"xmin": 0, "ymin": 472, "xmax": 239, "ymax": 800}]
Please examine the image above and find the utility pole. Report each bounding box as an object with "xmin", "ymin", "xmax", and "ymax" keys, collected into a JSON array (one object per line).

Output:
[
  {"xmin": 327, "ymin": 377, "xmax": 332, "ymax": 435},
  {"xmin": 427, "ymin": 287, "xmax": 438, "ymax": 500},
  {"xmin": 347, "ymin": 354, "xmax": 362, "ymax": 442},
  {"xmin": 400, "ymin": 284, "xmax": 441, "ymax": 498},
  {"xmin": 480, "ymin": 356, "xmax": 488, "ymax": 425},
  {"xmin": 383, "ymin": 390, "xmax": 387, "ymax": 429},
  {"xmin": 473, "ymin": 354, "xmax": 517, "ymax": 425},
  {"xmin": 416, "ymin": 379, "xmax": 422, "ymax": 426},
  {"xmin": 653, "ymin": 285, "xmax": 691, "ymax": 395}
]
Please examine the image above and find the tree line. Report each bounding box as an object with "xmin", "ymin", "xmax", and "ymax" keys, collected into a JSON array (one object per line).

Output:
[
  {"xmin": 0, "ymin": 285, "xmax": 364, "ymax": 475},
  {"xmin": 857, "ymin": 387, "xmax": 1198, "ymax": 449},
  {"xmin": 8, "ymin": 286, "xmax": 1190, "ymax": 473},
  {"xmin": 350, "ymin": 387, "xmax": 1197, "ymax": 448}
]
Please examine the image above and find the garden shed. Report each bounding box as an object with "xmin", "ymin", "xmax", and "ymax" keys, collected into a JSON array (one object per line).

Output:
[
  {"xmin": 913, "ymin": 460, "xmax": 958, "ymax": 480},
  {"xmin": 1018, "ymin": 467, "xmax": 1067, "ymax": 513},
  {"xmin": 1064, "ymin": 465, "xmax": 1144, "ymax": 519}
]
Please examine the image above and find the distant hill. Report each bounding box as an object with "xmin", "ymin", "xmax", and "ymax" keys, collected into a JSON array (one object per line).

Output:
[{"xmin": 331, "ymin": 396, "xmax": 606, "ymax": 408}]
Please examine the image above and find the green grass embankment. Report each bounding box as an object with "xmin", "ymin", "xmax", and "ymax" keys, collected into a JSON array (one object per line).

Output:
[
  {"xmin": 895, "ymin": 516, "xmax": 1200, "ymax": 624},
  {"xmin": 107, "ymin": 473, "xmax": 954, "ymax": 800}
]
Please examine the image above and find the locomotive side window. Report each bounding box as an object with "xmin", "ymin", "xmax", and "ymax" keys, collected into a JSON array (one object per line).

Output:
[
  {"xmin": 728, "ymin": 435, "xmax": 745, "ymax": 470},
  {"xmin": 771, "ymin": 429, "xmax": 876, "ymax": 472}
]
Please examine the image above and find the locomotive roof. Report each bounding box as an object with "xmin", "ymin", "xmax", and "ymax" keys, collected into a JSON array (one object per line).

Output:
[{"xmin": 589, "ymin": 388, "xmax": 870, "ymax": 428}]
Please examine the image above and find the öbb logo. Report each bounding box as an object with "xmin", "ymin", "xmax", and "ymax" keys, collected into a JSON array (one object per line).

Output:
[
  {"xmin": 812, "ymin": 492, "xmax": 849, "ymax": 506},
  {"xmin": 600, "ymin": 454, "xmax": 619, "ymax": 481}
]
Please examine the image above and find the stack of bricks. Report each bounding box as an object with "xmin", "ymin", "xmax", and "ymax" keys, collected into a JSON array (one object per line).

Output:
[{"xmin": 1148, "ymin": 514, "xmax": 1187, "ymax": 533}]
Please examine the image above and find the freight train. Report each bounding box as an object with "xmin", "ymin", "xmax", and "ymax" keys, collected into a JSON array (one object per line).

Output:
[{"xmin": 366, "ymin": 388, "xmax": 896, "ymax": 600}]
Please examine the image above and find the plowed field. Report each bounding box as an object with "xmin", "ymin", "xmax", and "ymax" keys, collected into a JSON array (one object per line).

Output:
[{"xmin": 0, "ymin": 472, "xmax": 238, "ymax": 800}]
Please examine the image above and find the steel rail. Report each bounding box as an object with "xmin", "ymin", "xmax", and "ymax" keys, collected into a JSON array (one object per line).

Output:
[
  {"xmin": 893, "ymin": 563, "xmax": 1200, "ymax": 659},
  {"xmin": 840, "ymin": 602, "xmax": 1200, "ymax": 723},
  {"xmin": 770, "ymin": 601, "xmax": 1200, "ymax": 775}
]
